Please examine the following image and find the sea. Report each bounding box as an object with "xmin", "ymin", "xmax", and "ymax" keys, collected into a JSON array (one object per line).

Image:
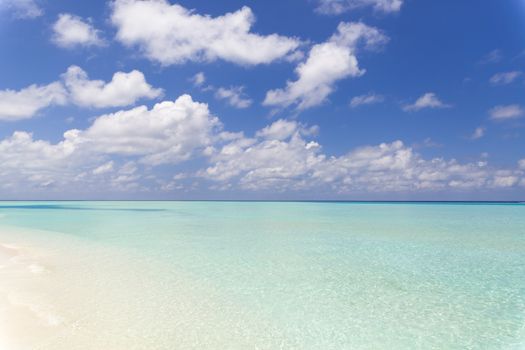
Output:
[{"xmin": 0, "ymin": 201, "xmax": 524, "ymax": 349}]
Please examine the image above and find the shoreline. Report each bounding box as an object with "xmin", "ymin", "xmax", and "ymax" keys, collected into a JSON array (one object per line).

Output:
[
  {"xmin": 0, "ymin": 225, "xmax": 239, "ymax": 349},
  {"xmin": 0, "ymin": 229, "xmax": 57, "ymax": 349},
  {"xmin": 0, "ymin": 203, "xmax": 524, "ymax": 349},
  {"xmin": 0, "ymin": 224, "xmax": 283, "ymax": 349},
  {"xmin": 0, "ymin": 243, "xmax": 18, "ymax": 265},
  {"xmin": 0, "ymin": 226, "xmax": 91, "ymax": 350}
]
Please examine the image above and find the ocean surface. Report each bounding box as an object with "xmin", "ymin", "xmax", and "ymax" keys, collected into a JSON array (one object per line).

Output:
[{"xmin": 0, "ymin": 201, "xmax": 524, "ymax": 349}]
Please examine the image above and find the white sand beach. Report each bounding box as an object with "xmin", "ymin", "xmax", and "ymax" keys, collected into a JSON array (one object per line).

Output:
[
  {"xmin": 0, "ymin": 232, "xmax": 61, "ymax": 350},
  {"xmin": 0, "ymin": 243, "xmax": 18, "ymax": 268},
  {"xmin": 0, "ymin": 225, "xmax": 266, "ymax": 349}
]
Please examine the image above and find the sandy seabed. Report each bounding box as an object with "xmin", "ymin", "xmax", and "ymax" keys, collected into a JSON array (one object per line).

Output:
[
  {"xmin": 0, "ymin": 239, "xmax": 58, "ymax": 349},
  {"xmin": 0, "ymin": 226, "xmax": 268, "ymax": 350}
]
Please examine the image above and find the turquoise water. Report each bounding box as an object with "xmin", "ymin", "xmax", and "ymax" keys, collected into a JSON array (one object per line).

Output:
[{"xmin": 0, "ymin": 201, "xmax": 524, "ymax": 349}]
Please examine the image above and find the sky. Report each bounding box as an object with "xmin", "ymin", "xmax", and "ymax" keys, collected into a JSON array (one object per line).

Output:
[{"xmin": 0, "ymin": 0, "xmax": 524, "ymax": 200}]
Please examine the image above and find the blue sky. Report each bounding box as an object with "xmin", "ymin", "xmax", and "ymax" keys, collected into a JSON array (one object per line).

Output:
[{"xmin": 0, "ymin": 0, "xmax": 524, "ymax": 200}]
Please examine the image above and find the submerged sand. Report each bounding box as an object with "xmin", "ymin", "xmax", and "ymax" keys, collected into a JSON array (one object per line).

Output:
[
  {"xmin": 0, "ymin": 226, "xmax": 269, "ymax": 349},
  {"xmin": 0, "ymin": 235, "xmax": 60, "ymax": 349},
  {"xmin": 0, "ymin": 244, "xmax": 18, "ymax": 262},
  {"xmin": 0, "ymin": 226, "xmax": 152, "ymax": 349},
  {"xmin": 1, "ymin": 201, "xmax": 524, "ymax": 349}
]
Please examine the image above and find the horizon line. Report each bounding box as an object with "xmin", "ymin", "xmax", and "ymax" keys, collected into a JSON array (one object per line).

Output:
[{"xmin": 0, "ymin": 199, "xmax": 523, "ymax": 203}]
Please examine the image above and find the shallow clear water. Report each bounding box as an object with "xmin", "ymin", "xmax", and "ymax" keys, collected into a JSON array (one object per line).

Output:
[{"xmin": 0, "ymin": 201, "xmax": 524, "ymax": 349}]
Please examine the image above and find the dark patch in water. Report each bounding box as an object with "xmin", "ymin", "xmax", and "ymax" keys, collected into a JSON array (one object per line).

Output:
[{"xmin": 0, "ymin": 204, "xmax": 165, "ymax": 212}]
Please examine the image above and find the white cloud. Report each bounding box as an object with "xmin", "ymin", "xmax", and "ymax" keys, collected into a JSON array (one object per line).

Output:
[
  {"xmin": 403, "ymin": 92, "xmax": 450, "ymax": 112},
  {"xmin": 0, "ymin": 0, "xmax": 42, "ymax": 19},
  {"xmin": 479, "ymin": 49, "xmax": 502, "ymax": 65},
  {"xmin": 214, "ymin": 86, "xmax": 252, "ymax": 109},
  {"xmin": 0, "ymin": 94, "xmax": 524, "ymax": 196},
  {"xmin": 0, "ymin": 130, "xmax": 84, "ymax": 190},
  {"xmin": 92, "ymin": 161, "xmax": 114, "ymax": 175},
  {"xmin": 0, "ymin": 66, "xmax": 162, "ymax": 121},
  {"xmin": 0, "ymin": 131, "xmax": 76, "ymax": 169},
  {"xmin": 470, "ymin": 126, "xmax": 485, "ymax": 140},
  {"xmin": 191, "ymin": 74, "xmax": 251, "ymax": 108},
  {"xmin": 255, "ymin": 119, "xmax": 317, "ymax": 141},
  {"xmin": 191, "ymin": 72, "xmax": 206, "ymax": 87},
  {"xmin": 201, "ymin": 121, "xmax": 524, "ymax": 193},
  {"xmin": 52, "ymin": 14, "xmax": 105, "ymax": 48},
  {"xmin": 75, "ymin": 94, "xmax": 222, "ymax": 165},
  {"xmin": 201, "ymin": 122, "xmax": 325, "ymax": 186},
  {"xmin": 0, "ymin": 95, "xmax": 222, "ymax": 193},
  {"xmin": 263, "ymin": 22, "xmax": 387, "ymax": 110},
  {"xmin": 0, "ymin": 82, "xmax": 67, "ymax": 121},
  {"xmin": 491, "ymin": 174, "xmax": 519, "ymax": 188},
  {"xmin": 111, "ymin": 0, "xmax": 300, "ymax": 66},
  {"xmin": 63, "ymin": 65, "xmax": 162, "ymax": 108},
  {"xmin": 489, "ymin": 104, "xmax": 524, "ymax": 121},
  {"xmin": 255, "ymin": 119, "xmax": 300, "ymax": 141},
  {"xmin": 316, "ymin": 0, "xmax": 402, "ymax": 15},
  {"xmin": 489, "ymin": 71, "xmax": 522, "ymax": 85},
  {"xmin": 350, "ymin": 93, "xmax": 384, "ymax": 108}
]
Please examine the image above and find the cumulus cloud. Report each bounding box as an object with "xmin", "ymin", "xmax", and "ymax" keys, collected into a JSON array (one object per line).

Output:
[
  {"xmin": 62, "ymin": 65, "xmax": 163, "ymax": 108},
  {"xmin": 264, "ymin": 22, "xmax": 388, "ymax": 111},
  {"xmin": 0, "ymin": 82, "xmax": 67, "ymax": 121},
  {"xmin": 479, "ymin": 49, "xmax": 502, "ymax": 65},
  {"xmin": 191, "ymin": 72, "xmax": 206, "ymax": 87},
  {"xmin": 0, "ymin": 131, "xmax": 76, "ymax": 169},
  {"xmin": 255, "ymin": 119, "xmax": 318, "ymax": 141},
  {"xmin": 191, "ymin": 73, "xmax": 252, "ymax": 109},
  {"xmin": 0, "ymin": 130, "xmax": 84, "ymax": 190},
  {"xmin": 315, "ymin": 0, "xmax": 402, "ymax": 15},
  {"xmin": 74, "ymin": 94, "xmax": 222, "ymax": 165},
  {"xmin": 0, "ymin": 0, "xmax": 42, "ymax": 19},
  {"xmin": 0, "ymin": 130, "xmax": 146, "ymax": 194},
  {"xmin": 489, "ymin": 104, "xmax": 524, "ymax": 121},
  {"xmin": 470, "ymin": 126, "xmax": 485, "ymax": 140},
  {"xmin": 92, "ymin": 161, "xmax": 114, "ymax": 175},
  {"xmin": 489, "ymin": 71, "xmax": 522, "ymax": 85},
  {"xmin": 111, "ymin": 0, "xmax": 300, "ymax": 66},
  {"xmin": 214, "ymin": 86, "xmax": 252, "ymax": 109},
  {"xmin": 0, "ymin": 95, "xmax": 222, "ymax": 194},
  {"xmin": 201, "ymin": 120, "xmax": 524, "ymax": 193},
  {"xmin": 0, "ymin": 94, "xmax": 524, "ymax": 196},
  {"xmin": 350, "ymin": 93, "xmax": 384, "ymax": 108},
  {"xmin": 491, "ymin": 174, "xmax": 519, "ymax": 188},
  {"xmin": 0, "ymin": 66, "xmax": 161, "ymax": 120},
  {"xmin": 52, "ymin": 14, "xmax": 105, "ymax": 48},
  {"xmin": 201, "ymin": 123, "xmax": 324, "ymax": 186},
  {"xmin": 403, "ymin": 93, "xmax": 451, "ymax": 112}
]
